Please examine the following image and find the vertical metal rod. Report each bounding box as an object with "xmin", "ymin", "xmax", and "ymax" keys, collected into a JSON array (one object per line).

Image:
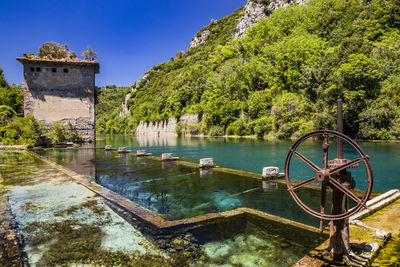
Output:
[{"xmin": 337, "ymin": 99, "xmax": 343, "ymax": 159}]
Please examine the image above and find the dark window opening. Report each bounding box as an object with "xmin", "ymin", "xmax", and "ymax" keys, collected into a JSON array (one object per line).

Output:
[
  {"xmin": 30, "ymin": 67, "xmax": 35, "ymax": 72},
  {"xmin": 63, "ymin": 68, "xmax": 68, "ymax": 73},
  {"xmin": 36, "ymin": 67, "xmax": 41, "ymax": 72},
  {"xmin": 52, "ymin": 68, "xmax": 57, "ymax": 73}
]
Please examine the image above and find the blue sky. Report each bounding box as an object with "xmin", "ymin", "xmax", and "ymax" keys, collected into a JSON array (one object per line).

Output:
[{"xmin": 1, "ymin": 0, "xmax": 246, "ymax": 87}]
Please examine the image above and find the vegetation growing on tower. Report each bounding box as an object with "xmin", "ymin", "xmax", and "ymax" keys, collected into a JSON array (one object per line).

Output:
[{"xmin": 25, "ymin": 42, "xmax": 98, "ymax": 61}]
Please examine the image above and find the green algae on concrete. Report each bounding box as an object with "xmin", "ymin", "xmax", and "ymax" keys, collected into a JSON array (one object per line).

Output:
[
  {"xmin": 294, "ymin": 198, "xmax": 400, "ymax": 266},
  {"xmin": 0, "ymin": 151, "xmax": 173, "ymax": 266},
  {"xmin": 362, "ymin": 199, "xmax": 400, "ymax": 267},
  {"xmin": 24, "ymin": 220, "xmax": 172, "ymax": 267}
]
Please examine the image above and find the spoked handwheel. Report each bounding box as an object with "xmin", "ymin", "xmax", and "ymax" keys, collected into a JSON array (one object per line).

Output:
[{"xmin": 285, "ymin": 130, "xmax": 373, "ymax": 222}]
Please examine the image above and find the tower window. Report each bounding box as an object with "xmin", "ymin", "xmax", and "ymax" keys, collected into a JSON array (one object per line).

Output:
[
  {"xmin": 36, "ymin": 67, "xmax": 41, "ymax": 72},
  {"xmin": 52, "ymin": 68, "xmax": 57, "ymax": 73},
  {"xmin": 30, "ymin": 67, "xmax": 35, "ymax": 72},
  {"xmin": 63, "ymin": 68, "xmax": 68, "ymax": 73}
]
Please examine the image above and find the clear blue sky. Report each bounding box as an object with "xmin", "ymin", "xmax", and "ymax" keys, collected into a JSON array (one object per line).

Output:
[{"xmin": 1, "ymin": 0, "xmax": 246, "ymax": 87}]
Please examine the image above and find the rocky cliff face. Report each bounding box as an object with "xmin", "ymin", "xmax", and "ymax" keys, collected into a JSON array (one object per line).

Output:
[
  {"xmin": 189, "ymin": 29, "xmax": 211, "ymax": 49},
  {"xmin": 136, "ymin": 118, "xmax": 178, "ymax": 135},
  {"xmin": 233, "ymin": 0, "xmax": 306, "ymax": 39},
  {"xmin": 233, "ymin": 1, "xmax": 268, "ymax": 39},
  {"xmin": 119, "ymin": 92, "xmax": 131, "ymax": 116},
  {"xmin": 135, "ymin": 114, "xmax": 203, "ymax": 136},
  {"xmin": 119, "ymin": 74, "xmax": 148, "ymax": 116},
  {"xmin": 188, "ymin": 19, "xmax": 218, "ymax": 49}
]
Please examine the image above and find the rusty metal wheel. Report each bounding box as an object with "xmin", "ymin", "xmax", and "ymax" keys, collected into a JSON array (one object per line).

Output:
[{"xmin": 285, "ymin": 130, "xmax": 373, "ymax": 220}]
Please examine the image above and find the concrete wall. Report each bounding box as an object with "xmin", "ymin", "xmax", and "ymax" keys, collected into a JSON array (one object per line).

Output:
[{"xmin": 22, "ymin": 62, "xmax": 96, "ymax": 141}]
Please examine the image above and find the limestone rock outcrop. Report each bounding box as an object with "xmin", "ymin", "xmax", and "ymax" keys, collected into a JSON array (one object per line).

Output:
[
  {"xmin": 233, "ymin": 0, "xmax": 306, "ymax": 39},
  {"xmin": 119, "ymin": 74, "xmax": 147, "ymax": 116},
  {"xmin": 189, "ymin": 29, "xmax": 211, "ymax": 49},
  {"xmin": 119, "ymin": 92, "xmax": 131, "ymax": 116}
]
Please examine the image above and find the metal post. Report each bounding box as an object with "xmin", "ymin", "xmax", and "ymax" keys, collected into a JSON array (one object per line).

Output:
[
  {"xmin": 337, "ymin": 99, "xmax": 343, "ymax": 158},
  {"xmin": 328, "ymin": 98, "xmax": 352, "ymax": 262}
]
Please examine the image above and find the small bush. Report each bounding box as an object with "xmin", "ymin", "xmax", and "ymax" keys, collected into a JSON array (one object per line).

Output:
[
  {"xmin": 0, "ymin": 115, "xmax": 43, "ymax": 146},
  {"xmin": 208, "ymin": 125, "xmax": 225, "ymax": 136},
  {"xmin": 249, "ymin": 116, "xmax": 272, "ymax": 138},
  {"xmin": 226, "ymin": 118, "xmax": 251, "ymax": 136},
  {"xmin": 182, "ymin": 122, "xmax": 203, "ymax": 135},
  {"xmin": 46, "ymin": 121, "xmax": 83, "ymax": 144}
]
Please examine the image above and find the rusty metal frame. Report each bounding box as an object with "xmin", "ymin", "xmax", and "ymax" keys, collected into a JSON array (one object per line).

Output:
[{"xmin": 285, "ymin": 130, "xmax": 373, "ymax": 220}]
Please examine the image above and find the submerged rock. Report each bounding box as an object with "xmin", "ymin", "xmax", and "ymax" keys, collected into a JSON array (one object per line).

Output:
[
  {"xmin": 204, "ymin": 242, "xmax": 232, "ymax": 259},
  {"xmin": 246, "ymin": 234, "xmax": 274, "ymax": 249}
]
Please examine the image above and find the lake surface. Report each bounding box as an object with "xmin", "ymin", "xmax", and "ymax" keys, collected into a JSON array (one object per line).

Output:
[{"xmin": 96, "ymin": 134, "xmax": 400, "ymax": 193}]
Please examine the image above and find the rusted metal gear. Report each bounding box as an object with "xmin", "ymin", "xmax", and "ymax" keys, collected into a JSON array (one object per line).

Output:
[{"xmin": 285, "ymin": 130, "xmax": 373, "ymax": 221}]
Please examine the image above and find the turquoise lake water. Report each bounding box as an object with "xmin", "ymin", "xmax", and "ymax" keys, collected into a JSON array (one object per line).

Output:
[
  {"xmin": 96, "ymin": 134, "xmax": 400, "ymax": 193},
  {"xmin": 37, "ymin": 149, "xmax": 322, "ymax": 226}
]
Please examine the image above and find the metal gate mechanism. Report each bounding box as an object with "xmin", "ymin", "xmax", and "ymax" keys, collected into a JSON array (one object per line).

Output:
[{"xmin": 284, "ymin": 99, "xmax": 374, "ymax": 263}]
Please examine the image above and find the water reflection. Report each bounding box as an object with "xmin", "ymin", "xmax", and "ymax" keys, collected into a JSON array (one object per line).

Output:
[
  {"xmin": 262, "ymin": 181, "xmax": 279, "ymax": 192},
  {"xmin": 200, "ymin": 168, "xmax": 213, "ymax": 177}
]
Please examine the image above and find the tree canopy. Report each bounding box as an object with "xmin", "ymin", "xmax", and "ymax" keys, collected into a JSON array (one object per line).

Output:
[
  {"xmin": 98, "ymin": 0, "xmax": 400, "ymax": 139},
  {"xmin": 82, "ymin": 45, "xmax": 98, "ymax": 61},
  {"xmin": 37, "ymin": 42, "xmax": 77, "ymax": 59}
]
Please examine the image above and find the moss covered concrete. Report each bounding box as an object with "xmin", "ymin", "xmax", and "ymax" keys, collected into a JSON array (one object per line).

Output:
[
  {"xmin": 363, "ymin": 199, "xmax": 400, "ymax": 266},
  {"xmin": 294, "ymin": 198, "xmax": 400, "ymax": 266}
]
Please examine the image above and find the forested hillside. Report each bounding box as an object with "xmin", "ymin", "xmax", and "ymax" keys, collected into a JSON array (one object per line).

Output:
[
  {"xmin": 99, "ymin": 0, "xmax": 400, "ymax": 139},
  {"xmin": 95, "ymin": 85, "xmax": 133, "ymax": 133}
]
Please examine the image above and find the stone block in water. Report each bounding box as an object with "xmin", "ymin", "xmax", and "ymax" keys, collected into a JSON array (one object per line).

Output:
[
  {"xmin": 262, "ymin": 167, "xmax": 279, "ymax": 177},
  {"xmin": 137, "ymin": 150, "xmax": 152, "ymax": 156},
  {"xmin": 118, "ymin": 147, "xmax": 129, "ymax": 153},
  {"xmin": 200, "ymin": 158, "xmax": 214, "ymax": 168},
  {"xmin": 162, "ymin": 153, "xmax": 179, "ymax": 161},
  {"xmin": 105, "ymin": 145, "xmax": 113, "ymax": 150}
]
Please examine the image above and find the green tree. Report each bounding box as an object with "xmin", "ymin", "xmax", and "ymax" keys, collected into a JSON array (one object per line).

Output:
[
  {"xmin": 46, "ymin": 121, "xmax": 83, "ymax": 144},
  {"xmin": 0, "ymin": 115, "xmax": 43, "ymax": 146},
  {"xmin": 0, "ymin": 68, "xmax": 23, "ymax": 116},
  {"xmin": 82, "ymin": 46, "xmax": 98, "ymax": 61},
  {"xmin": 38, "ymin": 42, "xmax": 68, "ymax": 59},
  {"xmin": 271, "ymin": 92, "xmax": 314, "ymax": 138},
  {"xmin": 334, "ymin": 54, "xmax": 381, "ymax": 99}
]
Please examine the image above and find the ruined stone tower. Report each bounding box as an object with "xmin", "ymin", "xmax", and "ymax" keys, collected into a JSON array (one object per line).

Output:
[{"xmin": 16, "ymin": 57, "xmax": 99, "ymax": 142}]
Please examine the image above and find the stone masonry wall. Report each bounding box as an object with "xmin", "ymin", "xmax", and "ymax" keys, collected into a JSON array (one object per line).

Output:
[{"xmin": 22, "ymin": 62, "xmax": 96, "ymax": 142}]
